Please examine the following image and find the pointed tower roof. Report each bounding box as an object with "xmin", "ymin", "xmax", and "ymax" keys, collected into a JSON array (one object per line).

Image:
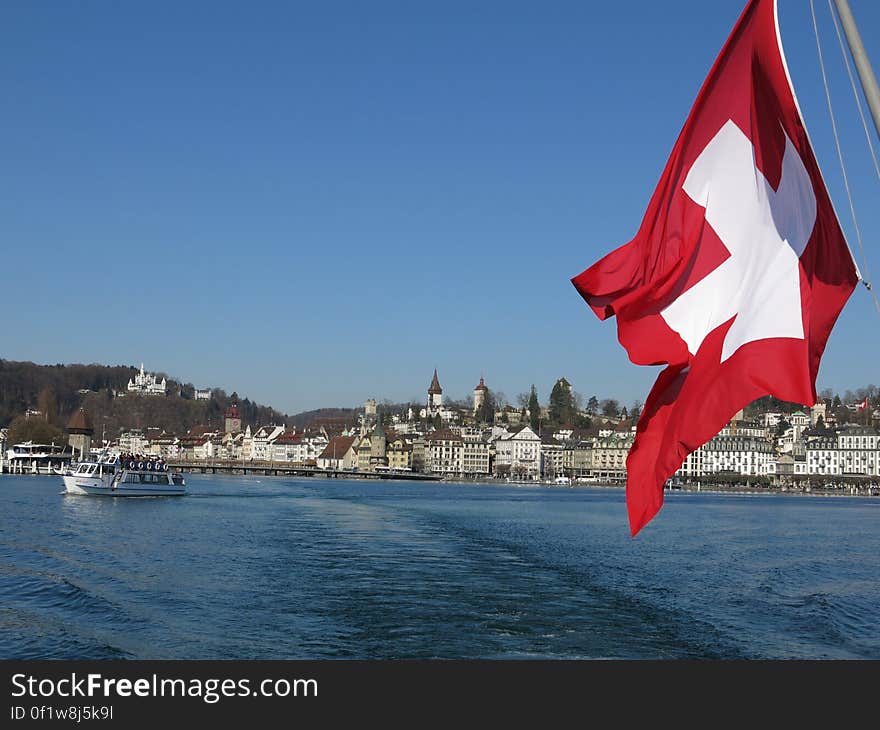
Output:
[
  {"xmin": 66, "ymin": 408, "xmax": 94, "ymax": 435},
  {"xmin": 428, "ymin": 368, "xmax": 443, "ymax": 395},
  {"xmin": 474, "ymin": 376, "xmax": 488, "ymax": 391},
  {"xmin": 374, "ymin": 419, "xmax": 386, "ymax": 438}
]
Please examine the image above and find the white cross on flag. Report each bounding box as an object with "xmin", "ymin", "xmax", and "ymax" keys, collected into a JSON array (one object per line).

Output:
[{"xmin": 572, "ymin": 0, "xmax": 859, "ymax": 535}]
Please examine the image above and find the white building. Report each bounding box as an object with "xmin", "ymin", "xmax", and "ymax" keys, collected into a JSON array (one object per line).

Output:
[
  {"xmin": 805, "ymin": 426, "xmax": 880, "ymax": 476},
  {"xmin": 676, "ymin": 434, "xmax": 775, "ymax": 478},
  {"xmin": 461, "ymin": 430, "xmax": 490, "ymax": 475},
  {"xmin": 118, "ymin": 429, "xmax": 149, "ymax": 454},
  {"xmin": 425, "ymin": 429, "xmax": 463, "ymax": 475},
  {"xmin": 127, "ymin": 364, "xmax": 167, "ymax": 396},
  {"xmin": 194, "ymin": 388, "xmax": 212, "ymax": 401},
  {"xmin": 493, "ymin": 425, "xmax": 542, "ymax": 480},
  {"xmin": 251, "ymin": 425, "xmax": 286, "ymax": 461}
]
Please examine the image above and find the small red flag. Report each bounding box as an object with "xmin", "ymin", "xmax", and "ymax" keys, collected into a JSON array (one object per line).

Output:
[{"xmin": 572, "ymin": 0, "xmax": 859, "ymax": 535}]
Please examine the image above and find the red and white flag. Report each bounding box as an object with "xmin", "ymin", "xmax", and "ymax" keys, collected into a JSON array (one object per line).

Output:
[
  {"xmin": 572, "ymin": 0, "xmax": 859, "ymax": 535},
  {"xmin": 857, "ymin": 397, "xmax": 868, "ymax": 411}
]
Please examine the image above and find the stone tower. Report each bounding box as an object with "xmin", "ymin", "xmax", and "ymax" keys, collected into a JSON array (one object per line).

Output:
[
  {"xmin": 371, "ymin": 419, "xmax": 387, "ymax": 461},
  {"xmin": 66, "ymin": 408, "xmax": 94, "ymax": 460},
  {"xmin": 473, "ymin": 376, "xmax": 488, "ymax": 414}
]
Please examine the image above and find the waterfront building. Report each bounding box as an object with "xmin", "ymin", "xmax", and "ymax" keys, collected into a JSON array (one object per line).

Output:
[
  {"xmin": 425, "ymin": 429, "xmax": 464, "ymax": 475},
  {"xmin": 317, "ymin": 435, "xmax": 358, "ymax": 470},
  {"xmin": 387, "ymin": 435, "xmax": 413, "ymax": 470},
  {"xmin": 219, "ymin": 431, "xmax": 243, "ymax": 460},
  {"xmin": 540, "ymin": 435, "xmax": 565, "ymax": 478},
  {"xmin": 251, "ymin": 425, "xmax": 285, "ymax": 461},
  {"xmin": 271, "ymin": 430, "xmax": 302, "ymax": 462},
  {"xmin": 461, "ymin": 431, "xmax": 490, "ymax": 476},
  {"xmin": 192, "ymin": 433, "xmax": 222, "ymax": 460},
  {"xmin": 493, "ymin": 426, "xmax": 541, "ymax": 480},
  {"xmin": 568, "ymin": 438, "xmax": 594, "ymax": 477},
  {"xmin": 146, "ymin": 432, "xmax": 180, "ymax": 460},
  {"xmin": 118, "ymin": 429, "xmax": 149, "ymax": 454},
  {"xmin": 675, "ymin": 434, "xmax": 775, "ymax": 478},
  {"xmin": 127, "ymin": 364, "xmax": 167, "ymax": 396},
  {"xmin": 370, "ymin": 421, "xmax": 388, "ymax": 467},
  {"xmin": 590, "ymin": 433, "xmax": 633, "ymax": 481},
  {"xmin": 240, "ymin": 425, "xmax": 253, "ymax": 460},
  {"xmin": 355, "ymin": 433, "xmax": 373, "ymax": 470},
  {"xmin": 410, "ymin": 436, "xmax": 426, "ymax": 473},
  {"xmin": 803, "ymin": 425, "xmax": 880, "ymax": 477}
]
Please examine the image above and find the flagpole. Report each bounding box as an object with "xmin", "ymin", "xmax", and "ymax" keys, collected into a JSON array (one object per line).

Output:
[{"xmin": 832, "ymin": 0, "xmax": 880, "ymax": 142}]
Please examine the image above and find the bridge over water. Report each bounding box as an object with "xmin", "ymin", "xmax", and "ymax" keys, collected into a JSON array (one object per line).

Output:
[{"xmin": 165, "ymin": 460, "xmax": 441, "ymax": 481}]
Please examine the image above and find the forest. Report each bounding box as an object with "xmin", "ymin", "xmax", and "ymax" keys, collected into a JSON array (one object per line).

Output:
[{"xmin": 0, "ymin": 360, "xmax": 289, "ymax": 443}]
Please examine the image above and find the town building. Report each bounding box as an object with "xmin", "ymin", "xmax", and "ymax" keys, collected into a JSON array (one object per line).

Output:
[
  {"xmin": 540, "ymin": 435, "xmax": 565, "ymax": 478},
  {"xmin": 425, "ymin": 429, "xmax": 464, "ymax": 475},
  {"xmin": 676, "ymin": 434, "xmax": 775, "ymax": 478},
  {"xmin": 493, "ymin": 426, "xmax": 541, "ymax": 480},
  {"xmin": 317, "ymin": 435, "xmax": 358, "ymax": 470},
  {"xmin": 147, "ymin": 432, "xmax": 180, "ymax": 460},
  {"xmin": 194, "ymin": 388, "xmax": 212, "ymax": 401},
  {"xmin": 590, "ymin": 433, "xmax": 633, "ymax": 481},
  {"xmin": 118, "ymin": 429, "xmax": 149, "ymax": 454},
  {"xmin": 387, "ymin": 435, "xmax": 414, "ymax": 470},
  {"xmin": 461, "ymin": 430, "xmax": 490, "ymax": 475},
  {"xmin": 251, "ymin": 425, "xmax": 286, "ymax": 461}
]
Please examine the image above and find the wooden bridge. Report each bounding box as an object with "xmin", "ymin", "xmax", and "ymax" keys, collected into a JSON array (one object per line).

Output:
[{"xmin": 165, "ymin": 460, "xmax": 441, "ymax": 481}]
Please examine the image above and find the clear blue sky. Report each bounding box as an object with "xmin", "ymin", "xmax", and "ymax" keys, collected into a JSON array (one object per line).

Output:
[{"xmin": 2, "ymin": 0, "xmax": 879, "ymax": 413}]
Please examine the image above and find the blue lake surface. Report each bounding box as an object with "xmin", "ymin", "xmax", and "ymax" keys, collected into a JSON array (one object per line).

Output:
[{"xmin": 0, "ymin": 474, "xmax": 878, "ymax": 659}]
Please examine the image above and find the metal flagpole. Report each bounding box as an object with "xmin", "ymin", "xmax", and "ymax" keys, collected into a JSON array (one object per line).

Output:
[{"xmin": 832, "ymin": 0, "xmax": 880, "ymax": 142}]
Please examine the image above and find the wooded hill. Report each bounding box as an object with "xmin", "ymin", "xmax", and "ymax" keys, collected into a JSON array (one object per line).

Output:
[{"xmin": 0, "ymin": 359, "xmax": 289, "ymax": 439}]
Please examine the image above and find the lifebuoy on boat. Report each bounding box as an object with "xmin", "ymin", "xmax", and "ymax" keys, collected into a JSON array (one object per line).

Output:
[
  {"xmin": 137, "ymin": 462, "xmax": 145, "ymax": 470},
  {"xmin": 129, "ymin": 461, "xmax": 137, "ymax": 469},
  {"xmin": 147, "ymin": 461, "xmax": 153, "ymax": 470}
]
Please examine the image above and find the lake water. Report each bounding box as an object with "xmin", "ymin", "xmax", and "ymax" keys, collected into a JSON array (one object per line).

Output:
[{"xmin": 0, "ymin": 474, "xmax": 878, "ymax": 659}]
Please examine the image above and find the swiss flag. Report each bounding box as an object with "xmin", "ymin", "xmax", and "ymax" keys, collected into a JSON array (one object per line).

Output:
[
  {"xmin": 572, "ymin": 0, "xmax": 859, "ymax": 535},
  {"xmin": 857, "ymin": 397, "xmax": 868, "ymax": 411}
]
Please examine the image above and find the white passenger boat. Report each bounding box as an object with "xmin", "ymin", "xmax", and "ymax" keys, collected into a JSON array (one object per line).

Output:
[
  {"xmin": 62, "ymin": 455, "xmax": 186, "ymax": 497},
  {"xmin": 5, "ymin": 441, "xmax": 72, "ymax": 475}
]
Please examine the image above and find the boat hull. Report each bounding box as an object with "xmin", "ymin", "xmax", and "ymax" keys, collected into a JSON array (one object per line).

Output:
[{"xmin": 62, "ymin": 474, "xmax": 185, "ymax": 497}]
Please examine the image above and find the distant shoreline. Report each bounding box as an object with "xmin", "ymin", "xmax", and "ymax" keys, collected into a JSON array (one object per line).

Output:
[
  {"xmin": 438, "ymin": 477, "xmax": 880, "ymax": 499},
  {"xmin": 5, "ymin": 470, "xmax": 878, "ymax": 499}
]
